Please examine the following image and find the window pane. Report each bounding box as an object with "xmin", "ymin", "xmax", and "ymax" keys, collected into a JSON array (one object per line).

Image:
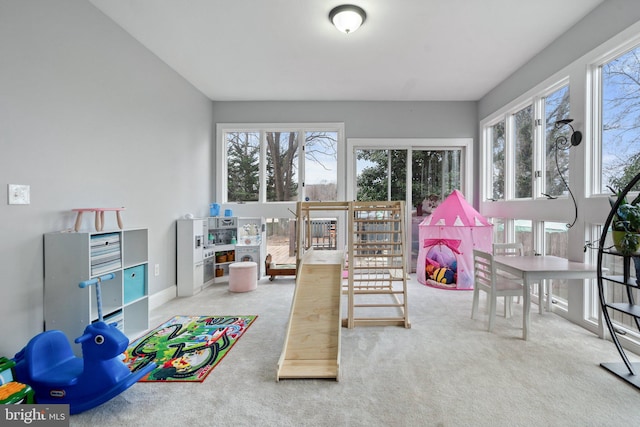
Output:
[
  {"xmin": 390, "ymin": 149, "xmax": 407, "ymax": 201},
  {"xmin": 515, "ymin": 219, "xmax": 533, "ymax": 255},
  {"xmin": 355, "ymin": 149, "xmax": 407, "ymax": 201},
  {"xmin": 544, "ymin": 221, "xmax": 569, "ymax": 303},
  {"xmin": 226, "ymin": 131, "xmax": 260, "ymax": 202},
  {"xmin": 514, "ymin": 105, "xmax": 533, "ymax": 198},
  {"xmin": 304, "ymin": 131, "xmax": 338, "ymax": 201},
  {"xmin": 491, "ymin": 121, "xmax": 505, "ymax": 200},
  {"xmin": 356, "ymin": 149, "xmax": 389, "ymax": 201},
  {"xmin": 412, "ymin": 149, "xmax": 460, "ymax": 210},
  {"xmin": 545, "ymin": 86, "xmax": 571, "ymax": 196},
  {"xmin": 490, "ymin": 217, "xmax": 505, "ymax": 243},
  {"xmin": 266, "ymin": 131, "xmax": 299, "ymax": 202},
  {"xmin": 601, "ymin": 45, "xmax": 640, "ymax": 193}
]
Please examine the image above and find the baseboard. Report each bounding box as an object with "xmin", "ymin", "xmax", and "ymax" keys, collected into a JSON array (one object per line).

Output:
[{"xmin": 149, "ymin": 285, "xmax": 177, "ymax": 311}]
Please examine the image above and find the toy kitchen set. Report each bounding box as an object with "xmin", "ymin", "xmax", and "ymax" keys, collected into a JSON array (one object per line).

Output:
[{"xmin": 177, "ymin": 216, "xmax": 265, "ymax": 297}]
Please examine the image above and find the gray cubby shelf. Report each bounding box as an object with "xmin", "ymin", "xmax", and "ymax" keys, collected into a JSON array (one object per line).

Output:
[{"xmin": 44, "ymin": 228, "xmax": 149, "ymax": 355}]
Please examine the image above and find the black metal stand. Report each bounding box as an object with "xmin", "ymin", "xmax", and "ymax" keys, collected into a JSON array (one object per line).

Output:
[{"xmin": 597, "ymin": 172, "xmax": 640, "ymax": 390}]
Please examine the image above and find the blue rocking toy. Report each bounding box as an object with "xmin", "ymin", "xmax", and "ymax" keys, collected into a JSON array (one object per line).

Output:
[{"xmin": 12, "ymin": 273, "xmax": 156, "ymax": 414}]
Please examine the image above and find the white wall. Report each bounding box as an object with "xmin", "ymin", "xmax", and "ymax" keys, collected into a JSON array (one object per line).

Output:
[
  {"xmin": 212, "ymin": 101, "xmax": 477, "ymax": 139},
  {"xmin": 211, "ymin": 100, "xmax": 479, "ymax": 207},
  {"xmin": 0, "ymin": 0, "xmax": 214, "ymax": 355}
]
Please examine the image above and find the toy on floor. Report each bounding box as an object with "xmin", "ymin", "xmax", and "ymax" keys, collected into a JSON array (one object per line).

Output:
[
  {"xmin": 0, "ymin": 356, "xmax": 34, "ymax": 404},
  {"xmin": 265, "ymin": 253, "xmax": 297, "ymax": 281},
  {"xmin": 12, "ymin": 273, "xmax": 155, "ymax": 414}
]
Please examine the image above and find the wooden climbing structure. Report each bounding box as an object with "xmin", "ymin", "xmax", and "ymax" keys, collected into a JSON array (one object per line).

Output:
[
  {"xmin": 297, "ymin": 201, "xmax": 410, "ymax": 329},
  {"xmin": 344, "ymin": 201, "xmax": 410, "ymax": 329},
  {"xmin": 276, "ymin": 201, "xmax": 410, "ymax": 380}
]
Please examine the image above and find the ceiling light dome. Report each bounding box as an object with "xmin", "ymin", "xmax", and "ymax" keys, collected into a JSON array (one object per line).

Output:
[{"xmin": 329, "ymin": 5, "xmax": 366, "ymax": 34}]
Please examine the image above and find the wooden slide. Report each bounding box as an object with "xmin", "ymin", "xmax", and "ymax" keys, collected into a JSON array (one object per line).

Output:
[{"xmin": 276, "ymin": 249, "xmax": 344, "ymax": 381}]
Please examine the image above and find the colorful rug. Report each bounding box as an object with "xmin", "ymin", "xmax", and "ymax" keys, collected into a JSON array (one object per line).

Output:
[{"xmin": 124, "ymin": 315, "xmax": 257, "ymax": 382}]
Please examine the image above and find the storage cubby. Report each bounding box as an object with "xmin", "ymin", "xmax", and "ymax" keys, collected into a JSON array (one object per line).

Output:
[
  {"xmin": 44, "ymin": 228, "xmax": 149, "ymax": 355},
  {"xmin": 207, "ymin": 217, "xmax": 237, "ymax": 283},
  {"xmin": 213, "ymin": 248, "xmax": 236, "ymax": 282}
]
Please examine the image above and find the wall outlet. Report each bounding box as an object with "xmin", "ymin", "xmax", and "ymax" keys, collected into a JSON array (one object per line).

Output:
[{"xmin": 154, "ymin": 264, "xmax": 160, "ymax": 276}]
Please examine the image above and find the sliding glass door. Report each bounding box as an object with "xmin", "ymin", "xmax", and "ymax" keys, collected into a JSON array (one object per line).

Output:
[{"xmin": 348, "ymin": 139, "xmax": 472, "ymax": 272}]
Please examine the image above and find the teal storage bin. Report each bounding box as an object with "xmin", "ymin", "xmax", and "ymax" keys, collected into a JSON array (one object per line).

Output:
[{"xmin": 124, "ymin": 265, "xmax": 146, "ymax": 304}]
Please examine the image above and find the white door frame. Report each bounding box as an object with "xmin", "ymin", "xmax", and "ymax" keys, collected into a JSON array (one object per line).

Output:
[
  {"xmin": 346, "ymin": 138, "xmax": 474, "ymax": 271},
  {"xmin": 346, "ymin": 138, "xmax": 473, "ymax": 204}
]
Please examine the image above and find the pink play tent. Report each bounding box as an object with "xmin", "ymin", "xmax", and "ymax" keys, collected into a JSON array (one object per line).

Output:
[{"xmin": 417, "ymin": 190, "xmax": 493, "ymax": 290}]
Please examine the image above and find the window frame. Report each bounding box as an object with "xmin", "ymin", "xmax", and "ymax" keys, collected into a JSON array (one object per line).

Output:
[
  {"xmin": 216, "ymin": 123, "xmax": 345, "ymax": 204},
  {"xmin": 589, "ymin": 35, "xmax": 640, "ymax": 196},
  {"xmin": 479, "ymin": 18, "xmax": 640, "ymax": 354},
  {"xmin": 482, "ymin": 79, "xmax": 571, "ymax": 205}
]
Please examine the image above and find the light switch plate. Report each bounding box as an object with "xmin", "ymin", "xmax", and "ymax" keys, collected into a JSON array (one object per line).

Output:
[{"xmin": 8, "ymin": 184, "xmax": 30, "ymax": 205}]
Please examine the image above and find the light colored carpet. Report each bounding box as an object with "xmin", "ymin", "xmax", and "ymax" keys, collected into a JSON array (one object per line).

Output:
[{"xmin": 71, "ymin": 275, "xmax": 640, "ymax": 427}]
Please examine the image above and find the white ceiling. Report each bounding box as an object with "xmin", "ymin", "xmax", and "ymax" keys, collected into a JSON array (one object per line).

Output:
[{"xmin": 89, "ymin": 0, "xmax": 604, "ymax": 102}]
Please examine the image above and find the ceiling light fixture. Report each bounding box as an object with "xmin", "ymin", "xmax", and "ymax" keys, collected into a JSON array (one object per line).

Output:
[{"xmin": 329, "ymin": 4, "xmax": 366, "ymax": 34}]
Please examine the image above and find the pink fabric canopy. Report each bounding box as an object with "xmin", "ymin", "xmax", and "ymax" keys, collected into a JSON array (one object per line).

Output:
[{"xmin": 417, "ymin": 190, "xmax": 493, "ymax": 290}]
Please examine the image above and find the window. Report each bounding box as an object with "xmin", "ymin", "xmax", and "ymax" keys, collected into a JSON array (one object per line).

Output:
[
  {"xmin": 490, "ymin": 121, "xmax": 505, "ymax": 200},
  {"xmin": 544, "ymin": 221, "xmax": 569, "ymax": 306},
  {"xmin": 599, "ymin": 44, "xmax": 640, "ymax": 193},
  {"xmin": 482, "ymin": 85, "xmax": 572, "ymax": 310},
  {"xmin": 483, "ymin": 84, "xmax": 570, "ymax": 202},
  {"xmin": 514, "ymin": 105, "xmax": 534, "ymax": 199},
  {"xmin": 266, "ymin": 131, "xmax": 299, "ymax": 202},
  {"xmin": 304, "ymin": 132, "xmax": 338, "ymax": 201},
  {"xmin": 412, "ymin": 149, "xmax": 461, "ymax": 205},
  {"xmin": 479, "ymin": 21, "xmax": 640, "ymax": 349},
  {"xmin": 514, "ymin": 219, "xmax": 534, "ymax": 255},
  {"xmin": 491, "ymin": 217, "xmax": 505, "ymax": 243},
  {"xmin": 226, "ymin": 132, "xmax": 260, "ymax": 202},
  {"xmin": 355, "ymin": 149, "xmax": 407, "ymax": 201},
  {"xmin": 544, "ymin": 86, "xmax": 571, "ymax": 196},
  {"xmin": 219, "ymin": 124, "xmax": 341, "ymax": 203}
]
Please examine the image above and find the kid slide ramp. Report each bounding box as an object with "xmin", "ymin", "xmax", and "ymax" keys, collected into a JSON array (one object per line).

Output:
[{"xmin": 277, "ymin": 249, "xmax": 344, "ymax": 381}]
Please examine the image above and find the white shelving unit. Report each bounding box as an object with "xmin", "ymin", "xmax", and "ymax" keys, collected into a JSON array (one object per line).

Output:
[
  {"xmin": 44, "ymin": 228, "xmax": 149, "ymax": 354},
  {"xmin": 176, "ymin": 218, "xmax": 205, "ymax": 296}
]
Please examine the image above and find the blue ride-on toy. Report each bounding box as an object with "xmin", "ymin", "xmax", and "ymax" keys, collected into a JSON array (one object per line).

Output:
[{"xmin": 12, "ymin": 273, "xmax": 155, "ymax": 414}]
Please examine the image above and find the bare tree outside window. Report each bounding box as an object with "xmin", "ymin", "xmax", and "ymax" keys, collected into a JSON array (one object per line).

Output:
[
  {"xmin": 514, "ymin": 105, "xmax": 533, "ymax": 198},
  {"xmin": 266, "ymin": 132, "xmax": 299, "ymax": 202},
  {"xmin": 545, "ymin": 86, "xmax": 571, "ymax": 196},
  {"xmin": 602, "ymin": 45, "xmax": 640, "ymax": 193},
  {"xmin": 304, "ymin": 132, "xmax": 338, "ymax": 201},
  {"xmin": 225, "ymin": 128, "xmax": 338, "ymax": 203},
  {"xmin": 491, "ymin": 121, "xmax": 505, "ymax": 200}
]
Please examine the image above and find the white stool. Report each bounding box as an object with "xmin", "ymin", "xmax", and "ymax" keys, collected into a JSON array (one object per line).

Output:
[{"xmin": 228, "ymin": 261, "xmax": 258, "ymax": 292}]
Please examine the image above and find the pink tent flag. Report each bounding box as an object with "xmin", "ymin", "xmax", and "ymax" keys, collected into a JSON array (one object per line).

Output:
[{"xmin": 417, "ymin": 190, "xmax": 493, "ymax": 290}]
